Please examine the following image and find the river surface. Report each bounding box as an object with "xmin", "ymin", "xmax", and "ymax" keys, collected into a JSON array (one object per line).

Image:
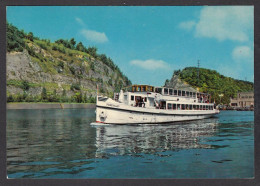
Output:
[{"xmin": 6, "ymin": 109, "xmax": 254, "ymax": 178}]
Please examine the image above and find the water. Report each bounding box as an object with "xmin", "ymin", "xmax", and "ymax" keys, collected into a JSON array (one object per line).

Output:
[{"xmin": 7, "ymin": 109, "xmax": 254, "ymax": 178}]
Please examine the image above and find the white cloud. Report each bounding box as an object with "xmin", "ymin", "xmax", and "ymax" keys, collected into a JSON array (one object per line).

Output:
[
  {"xmin": 80, "ymin": 29, "xmax": 108, "ymax": 43},
  {"xmin": 130, "ymin": 59, "xmax": 169, "ymax": 70},
  {"xmin": 179, "ymin": 6, "xmax": 253, "ymax": 42},
  {"xmin": 75, "ymin": 17, "xmax": 85, "ymax": 26},
  {"xmin": 195, "ymin": 6, "xmax": 253, "ymax": 42},
  {"xmin": 75, "ymin": 17, "xmax": 108, "ymax": 43},
  {"xmin": 232, "ymin": 45, "xmax": 253, "ymax": 62},
  {"xmin": 178, "ymin": 21, "xmax": 196, "ymax": 30}
]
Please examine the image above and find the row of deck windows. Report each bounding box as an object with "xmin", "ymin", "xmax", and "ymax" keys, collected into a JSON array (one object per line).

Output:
[
  {"xmin": 167, "ymin": 103, "xmax": 213, "ymax": 110},
  {"xmin": 156, "ymin": 88, "xmax": 205, "ymax": 98}
]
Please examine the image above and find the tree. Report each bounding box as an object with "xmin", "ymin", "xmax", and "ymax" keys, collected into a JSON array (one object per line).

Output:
[
  {"xmin": 41, "ymin": 87, "xmax": 47, "ymax": 101},
  {"xmin": 87, "ymin": 47, "xmax": 97, "ymax": 58},
  {"xmin": 70, "ymin": 38, "xmax": 76, "ymax": 47},
  {"xmin": 76, "ymin": 42, "xmax": 86, "ymax": 52},
  {"xmin": 27, "ymin": 32, "xmax": 34, "ymax": 41}
]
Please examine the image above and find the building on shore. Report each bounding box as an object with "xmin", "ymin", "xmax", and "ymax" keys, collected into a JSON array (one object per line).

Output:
[{"xmin": 230, "ymin": 91, "xmax": 254, "ymax": 108}]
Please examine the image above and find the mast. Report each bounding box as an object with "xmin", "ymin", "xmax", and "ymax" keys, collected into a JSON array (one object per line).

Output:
[{"xmin": 197, "ymin": 60, "xmax": 200, "ymax": 86}]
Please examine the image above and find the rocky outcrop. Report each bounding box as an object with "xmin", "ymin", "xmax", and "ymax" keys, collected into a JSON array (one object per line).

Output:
[
  {"xmin": 165, "ymin": 75, "xmax": 197, "ymax": 92},
  {"xmin": 6, "ymin": 49, "xmax": 126, "ymax": 98}
]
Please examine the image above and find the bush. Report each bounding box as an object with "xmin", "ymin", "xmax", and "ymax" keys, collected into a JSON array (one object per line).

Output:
[
  {"xmin": 69, "ymin": 66, "xmax": 75, "ymax": 75},
  {"xmin": 58, "ymin": 61, "xmax": 64, "ymax": 69},
  {"xmin": 21, "ymin": 80, "xmax": 30, "ymax": 91},
  {"xmin": 70, "ymin": 83, "xmax": 81, "ymax": 91},
  {"xmin": 7, "ymin": 95, "xmax": 14, "ymax": 102}
]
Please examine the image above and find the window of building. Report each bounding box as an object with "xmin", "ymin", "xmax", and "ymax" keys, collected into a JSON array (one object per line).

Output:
[
  {"xmin": 169, "ymin": 89, "xmax": 173, "ymax": 95},
  {"xmin": 131, "ymin": 95, "xmax": 134, "ymax": 101},
  {"xmin": 164, "ymin": 88, "xmax": 168, "ymax": 95}
]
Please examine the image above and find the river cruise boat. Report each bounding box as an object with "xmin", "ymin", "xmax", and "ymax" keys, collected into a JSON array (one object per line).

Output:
[{"xmin": 95, "ymin": 85, "xmax": 219, "ymax": 124}]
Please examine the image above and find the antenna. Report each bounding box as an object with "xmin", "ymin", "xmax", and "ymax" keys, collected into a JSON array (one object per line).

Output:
[{"xmin": 197, "ymin": 60, "xmax": 200, "ymax": 86}]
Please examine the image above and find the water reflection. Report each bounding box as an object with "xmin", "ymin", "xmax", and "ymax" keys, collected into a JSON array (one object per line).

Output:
[
  {"xmin": 7, "ymin": 109, "xmax": 96, "ymax": 176},
  {"xmin": 94, "ymin": 119, "xmax": 219, "ymax": 158}
]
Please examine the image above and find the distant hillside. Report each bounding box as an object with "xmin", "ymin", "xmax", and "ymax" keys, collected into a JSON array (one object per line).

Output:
[
  {"xmin": 6, "ymin": 22, "xmax": 131, "ymax": 103},
  {"xmin": 165, "ymin": 67, "xmax": 253, "ymax": 104}
]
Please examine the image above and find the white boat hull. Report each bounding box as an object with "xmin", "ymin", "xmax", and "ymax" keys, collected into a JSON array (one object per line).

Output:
[{"xmin": 96, "ymin": 98, "xmax": 219, "ymax": 124}]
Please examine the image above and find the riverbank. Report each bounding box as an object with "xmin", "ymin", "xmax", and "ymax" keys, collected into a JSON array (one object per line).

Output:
[{"xmin": 7, "ymin": 103, "xmax": 96, "ymax": 109}]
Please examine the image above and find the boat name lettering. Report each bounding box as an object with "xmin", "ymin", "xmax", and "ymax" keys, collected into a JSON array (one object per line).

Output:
[{"xmin": 107, "ymin": 103, "xmax": 119, "ymax": 107}]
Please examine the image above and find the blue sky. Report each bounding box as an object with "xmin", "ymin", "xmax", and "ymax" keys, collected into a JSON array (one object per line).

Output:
[{"xmin": 7, "ymin": 6, "xmax": 254, "ymax": 86}]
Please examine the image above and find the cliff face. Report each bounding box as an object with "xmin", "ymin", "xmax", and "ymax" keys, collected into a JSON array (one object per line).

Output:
[
  {"xmin": 6, "ymin": 22, "xmax": 131, "ymax": 102},
  {"xmin": 6, "ymin": 42, "xmax": 129, "ymax": 101}
]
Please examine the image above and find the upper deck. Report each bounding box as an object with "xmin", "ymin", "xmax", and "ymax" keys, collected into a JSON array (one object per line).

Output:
[{"xmin": 127, "ymin": 84, "xmax": 210, "ymax": 102}]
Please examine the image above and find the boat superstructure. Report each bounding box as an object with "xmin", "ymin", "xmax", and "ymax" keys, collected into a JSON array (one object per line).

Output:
[{"xmin": 95, "ymin": 85, "xmax": 219, "ymax": 124}]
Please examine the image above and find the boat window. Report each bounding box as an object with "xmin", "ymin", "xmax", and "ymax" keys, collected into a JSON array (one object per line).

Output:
[
  {"xmin": 174, "ymin": 90, "xmax": 177, "ymax": 95},
  {"xmin": 178, "ymin": 90, "xmax": 181, "ymax": 96},
  {"xmin": 141, "ymin": 86, "xmax": 145, "ymax": 92},
  {"xmin": 206, "ymin": 105, "xmax": 209, "ymax": 110},
  {"xmin": 164, "ymin": 88, "xmax": 168, "ymax": 95},
  {"xmin": 199, "ymin": 105, "xmax": 202, "ymax": 110},
  {"xmin": 189, "ymin": 105, "xmax": 192, "ymax": 110},
  {"xmin": 181, "ymin": 104, "xmax": 185, "ymax": 110},
  {"xmin": 193, "ymin": 92, "xmax": 196, "ymax": 98},
  {"xmin": 137, "ymin": 87, "xmax": 140, "ymax": 92},
  {"xmin": 190, "ymin": 92, "xmax": 192, "ymax": 97},
  {"xmin": 187, "ymin": 92, "xmax": 189, "ymax": 97},
  {"xmin": 169, "ymin": 89, "xmax": 173, "ymax": 95},
  {"xmin": 168, "ymin": 103, "xmax": 172, "ymax": 109},
  {"xmin": 177, "ymin": 104, "xmax": 181, "ymax": 110},
  {"xmin": 193, "ymin": 105, "xmax": 196, "ymax": 110},
  {"xmin": 186, "ymin": 104, "xmax": 189, "ymax": 110},
  {"xmin": 203, "ymin": 105, "xmax": 206, "ymax": 110},
  {"xmin": 173, "ymin": 104, "xmax": 177, "ymax": 110},
  {"xmin": 182, "ymin": 91, "xmax": 185, "ymax": 96},
  {"xmin": 131, "ymin": 95, "xmax": 134, "ymax": 101},
  {"xmin": 196, "ymin": 105, "xmax": 199, "ymax": 110}
]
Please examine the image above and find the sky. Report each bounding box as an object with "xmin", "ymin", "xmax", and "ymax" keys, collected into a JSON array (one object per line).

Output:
[{"xmin": 7, "ymin": 6, "xmax": 254, "ymax": 86}]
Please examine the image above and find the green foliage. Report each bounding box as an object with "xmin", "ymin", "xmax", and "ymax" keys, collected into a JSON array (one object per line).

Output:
[
  {"xmin": 70, "ymin": 83, "xmax": 81, "ymax": 91},
  {"xmin": 6, "ymin": 22, "xmax": 25, "ymax": 52},
  {"xmin": 69, "ymin": 66, "xmax": 75, "ymax": 75},
  {"xmin": 41, "ymin": 87, "xmax": 47, "ymax": 101},
  {"xmin": 7, "ymin": 23, "xmax": 131, "ymax": 100},
  {"xmin": 21, "ymin": 80, "xmax": 30, "ymax": 91},
  {"xmin": 58, "ymin": 61, "xmax": 64, "ymax": 69},
  {"xmin": 169, "ymin": 67, "xmax": 254, "ymax": 105},
  {"xmin": 87, "ymin": 47, "xmax": 98, "ymax": 58},
  {"xmin": 27, "ymin": 32, "xmax": 34, "ymax": 41}
]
